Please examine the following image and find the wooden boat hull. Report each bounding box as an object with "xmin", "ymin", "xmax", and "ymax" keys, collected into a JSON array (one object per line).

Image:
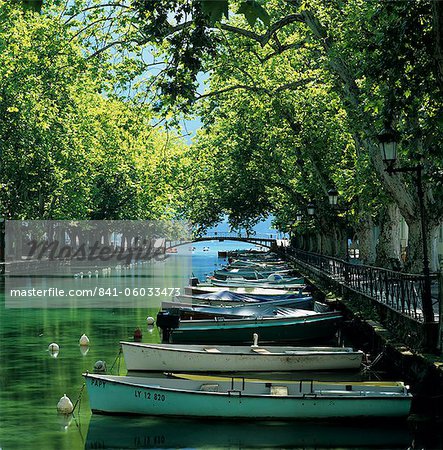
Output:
[
  {"xmin": 165, "ymin": 312, "xmax": 342, "ymax": 344},
  {"xmin": 121, "ymin": 342, "xmax": 364, "ymax": 372},
  {"xmin": 84, "ymin": 374, "xmax": 412, "ymax": 419}
]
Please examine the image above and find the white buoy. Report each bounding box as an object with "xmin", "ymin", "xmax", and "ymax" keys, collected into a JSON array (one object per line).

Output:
[
  {"xmin": 48, "ymin": 342, "xmax": 60, "ymax": 354},
  {"xmin": 79, "ymin": 334, "xmax": 90, "ymax": 346},
  {"xmin": 251, "ymin": 333, "xmax": 259, "ymax": 348},
  {"xmin": 57, "ymin": 394, "xmax": 74, "ymax": 414},
  {"xmin": 146, "ymin": 316, "xmax": 155, "ymax": 326}
]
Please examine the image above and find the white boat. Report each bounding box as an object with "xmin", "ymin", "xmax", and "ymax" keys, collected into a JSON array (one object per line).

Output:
[
  {"xmin": 84, "ymin": 373, "xmax": 412, "ymax": 419},
  {"xmin": 184, "ymin": 286, "xmax": 304, "ymax": 296},
  {"xmin": 210, "ymin": 278, "xmax": 305, "ymax": 289},
  {"xmin": 121, "ymin": 341, "xmax": 364, "ymax": 372}
]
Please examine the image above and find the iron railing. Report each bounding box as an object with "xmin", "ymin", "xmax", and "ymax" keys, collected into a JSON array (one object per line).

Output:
[{"xmin": 284, "ymin": 247, "xmax": 438, "ymax": 322}]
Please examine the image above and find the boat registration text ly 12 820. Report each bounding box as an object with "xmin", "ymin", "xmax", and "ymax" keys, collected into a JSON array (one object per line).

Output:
[{"xmin": 135, "ymin": 390, "xmax": 166, "ymax": 402}]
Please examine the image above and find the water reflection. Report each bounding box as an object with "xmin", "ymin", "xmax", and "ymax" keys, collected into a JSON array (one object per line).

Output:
[
  {"xmin": 85, "ymin": 415, "xmax": 413, "ymax": 449},
  {"xmin": 0, "ymin": 244, "xmax": 434, "ymax": 450}
]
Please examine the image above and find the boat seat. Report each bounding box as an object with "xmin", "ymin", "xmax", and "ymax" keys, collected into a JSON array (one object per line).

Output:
[
  {"xmin": 270, "ymin": 385, "xmax": 288, "ymax": 396},
  {"xmin": 204, "ymin": 348, "xmax": 221, "ymax": 353},
  {"xmin": 200, "ymin": 384, "xmax": 219, "ymax": 392},
  {"xmin": 251, "ymin": 348, "xmax": 271, "ymax": 354}
]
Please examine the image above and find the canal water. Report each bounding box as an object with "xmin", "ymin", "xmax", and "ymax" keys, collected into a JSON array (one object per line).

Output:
[{"xmin": 0, "ymin": 241, "xmax": 439, "ymax": 449}]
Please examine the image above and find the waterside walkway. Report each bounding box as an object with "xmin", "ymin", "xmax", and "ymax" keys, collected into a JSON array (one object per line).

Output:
[
  {"xmin": 281, "ymin": 247, "xmax": 441, "ymax": 349},
  {"xmin": 281, "ymin": 247, "xmax": 443, "ymax": 420}
]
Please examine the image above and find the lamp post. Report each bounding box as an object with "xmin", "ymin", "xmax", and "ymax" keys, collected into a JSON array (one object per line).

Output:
[
  {"xmin": 327, "ymin": 188, "xmax": 339, "ymax": 207},
  {"xmin": 377, "ymin": 124, "xmax": 434, "ymax": 324}
]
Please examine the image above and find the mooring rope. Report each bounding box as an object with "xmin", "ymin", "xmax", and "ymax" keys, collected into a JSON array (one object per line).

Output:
[
  {"xmin": 72, "ymin": 383, "xmax": 86, "ymax": 414},
  {"xmin": 362, "ymin": 348, "xmax": 386, "ymax": 371},
  {"xmin": 109, "ymin": 346, "xmax": 123, "ymax": 374}
]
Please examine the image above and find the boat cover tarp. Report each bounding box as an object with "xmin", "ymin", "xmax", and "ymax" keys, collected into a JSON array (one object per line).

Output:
[
  {"xmin": 166, "ymin": 304, "xmax": 316, "ymax": 319},
  {"xmin": 193, "ymin": 291, "xmax": 303, "ymax": 302}
]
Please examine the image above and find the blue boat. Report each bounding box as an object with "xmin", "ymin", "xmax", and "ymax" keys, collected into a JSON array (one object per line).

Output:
[{"xmin": 84, "ymin": 373, "xmax": 412, "ymax": 419}]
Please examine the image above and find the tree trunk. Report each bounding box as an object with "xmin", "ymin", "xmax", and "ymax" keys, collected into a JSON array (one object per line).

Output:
[
  {"xmin": 404, "ymin": 218, "xmax": 431, "ymax": 273},
  {"xmin": 300, "ymin": 8, "xmax": 442, "ymax": 272},
  {"xmin": 322, "ymin": 232, "xmax": 334, "ymax": 256},
  {"xmin": 430, "ymin": 224, "xmax": 440, "ymax": 272},
  {"xmin": 375, "ymin": 204, "xmax": 402, "ymax": 270},
  {"xmin": 333, "ymin": 227, "xmax": 346, "ymax": 259},
  {"xmin": 356, "ymin": 215, "xmax": 377, "ymax": 265}
]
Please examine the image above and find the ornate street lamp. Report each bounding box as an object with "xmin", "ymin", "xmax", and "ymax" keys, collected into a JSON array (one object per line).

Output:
[
  {"xmin": 307, "ymin": 203, "xmax": 315, "ymax": 216},
  {"xmin": 327, "ymin": 188, "xmax": 339, "ymax": 206},
  {"xmin": 377, "ymin": 122, "xmax": 399, "ymax": 168},
  {"xmin": 296, "ymin": 210, "xmax": 303, "ymax": 222},
  {"xmin": 376, "ymin": 125, "xmax": 434, "ymax": 325}
]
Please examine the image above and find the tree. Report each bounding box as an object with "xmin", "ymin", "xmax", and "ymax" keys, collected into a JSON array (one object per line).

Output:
[
  {"xmin": 117, "ymin": 0, "xmax": 443, "ymax": 273},
  {"xmin": 0, "ymin": 2, "xmax": 190, "ymax": 222}
]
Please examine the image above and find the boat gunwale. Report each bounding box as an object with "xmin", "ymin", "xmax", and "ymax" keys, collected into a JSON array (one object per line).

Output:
[
  {"xmin": 174, "ymin": 312, "xmax": 343, "ymax": 331},
  {"xmin": 83, "ymin": 373, "xmax": 412, "ymax": 400},
  {"xmin": 120, "ymin": 341, "xmax": 363, "ymax": 358}
]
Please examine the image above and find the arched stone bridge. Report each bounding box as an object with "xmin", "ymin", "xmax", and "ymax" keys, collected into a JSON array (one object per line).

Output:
[{"xmin": 165, "ymin": 232, "xmax": 287, "ymax": 250}]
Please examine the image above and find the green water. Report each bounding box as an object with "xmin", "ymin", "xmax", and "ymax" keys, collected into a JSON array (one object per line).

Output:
[{"xmin": 0, "ymin": 243, "xmax": 434, "ymax": 449}]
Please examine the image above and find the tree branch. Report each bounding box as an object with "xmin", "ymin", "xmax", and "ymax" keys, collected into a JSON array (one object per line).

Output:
[
  {"xmin": 64, "ymin": 3, "xmax": 131, "ymax": 25},
  {"xmin": 261, "ymin": 14, "xmax": 305, "ymax": 46},
  {"xmin": 195, "ymin": 84, "xmax": 270, "ymax": 100}
]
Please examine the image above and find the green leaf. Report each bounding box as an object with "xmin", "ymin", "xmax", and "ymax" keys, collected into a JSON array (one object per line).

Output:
[
  {"xmin": 200, "ymin": 0, "xmax": 229, "ymax": 26},
  {"xmin": 255, "ymin": 4, "xmax": 271, "ymax": 26},
  {"xmin": 20, "ymin": 1, "xmax": 43, "ymax": 13},
  {"xmin": 237, "ymin": 1, "xmax": 271, "ymax": 27}
]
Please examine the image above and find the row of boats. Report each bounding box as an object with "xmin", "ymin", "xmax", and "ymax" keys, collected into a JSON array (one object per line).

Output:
[{"xmin": 84, "ymin": 251, "xmax": 413, "ymax": 420}]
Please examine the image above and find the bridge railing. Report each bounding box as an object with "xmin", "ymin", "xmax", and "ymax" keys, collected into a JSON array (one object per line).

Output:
[
  {"xmin": 283, "ymin": 247, "xmax": 438, "ymax": 322},
  {"xmin": 194, "ymin": 232, "xmax": 281, "ymax": 241}
]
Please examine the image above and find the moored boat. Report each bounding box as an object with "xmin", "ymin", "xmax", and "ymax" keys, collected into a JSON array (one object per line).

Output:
[
  {"xmin": 209, "ymin": 277, "xmax": 305, "ymax": 289},
  {"xmin": 121, "ymin": 341, "xmax": 364, "ymax": 372},
  {"xmin": 174, "ymin": 289, "xmax": 309, "ymax": 306},
  {"xmin": 161, "ymin": 295, "xmax": 314, "ymax": 315},
  {"xmin": 184, "ymin": 285, "xmax": 304, "ymax": 296},
  {"xmin": 213, "ymin": 267, "xmax": 293, "ymax": 280},
  {"xmin": 157, "ymin": 309, "xmax": 342, "ymax": 344},
  {"xmin": 84, "ymin": 373, "xmax": 412, "ymax": 419}
]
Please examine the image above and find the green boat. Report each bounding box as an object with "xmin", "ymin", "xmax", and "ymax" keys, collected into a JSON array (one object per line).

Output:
[{"xmin": 157, "ymin": 309, "xmax": 342, "ymax": 344}]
